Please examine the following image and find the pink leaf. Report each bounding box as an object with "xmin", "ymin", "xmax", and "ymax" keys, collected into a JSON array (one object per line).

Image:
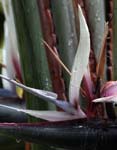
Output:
[{"xmin": 93, "ymin": 95, "xmax": 117, "ymax": 103}]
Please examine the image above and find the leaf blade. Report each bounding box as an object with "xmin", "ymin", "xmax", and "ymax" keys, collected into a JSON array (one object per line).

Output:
[
  {"xmin": 0, "ymin": 75, "xmax": 77, "ymax": 115},
  {"xmin": 69, "ymin": 5, "xmax": 90, "ymax": 116},
  {"xmin": 0, "ymin": 104, "xmax": 82, "ymax": 121},
  {"xmin": 93, "ymin": 95, "xmax": 117, "ymax": 103}
]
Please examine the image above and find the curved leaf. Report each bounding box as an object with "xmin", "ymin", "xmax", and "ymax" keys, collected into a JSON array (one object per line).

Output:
[
  {"xmin": 93, "ymin": 95, "xmax": 117, "ymax": 104},
  {"xmin": 0, "ymin": 104, "xmax": 81, "ymax": 121},
  {"xmin": 69, "ymin": 5, "xmax": 90, "ymax": 116},
  {"xmin": 0, "ymin": 75, "xmax": 77, "ymax": 115}
]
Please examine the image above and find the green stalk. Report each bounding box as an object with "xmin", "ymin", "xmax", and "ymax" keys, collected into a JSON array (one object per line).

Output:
[
  {"xmin": 11, "ymin": 0, "xmax": 53, "ymax": 149},
  {"xmin": 113, "ymin": 0, "xmax": 117, "ymax": 80},
  {"xmin": 84, "ymin": 0, "xmax": 106, "ymax": 60},
  {"xmin": 51, "ymin": 0, "xmax": 78, "ymax": 95}
]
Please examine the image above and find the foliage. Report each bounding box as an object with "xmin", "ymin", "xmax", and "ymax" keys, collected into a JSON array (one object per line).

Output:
[{"xmin": 0, "ymin": 1, "xmax": 116, "ymax": 150}]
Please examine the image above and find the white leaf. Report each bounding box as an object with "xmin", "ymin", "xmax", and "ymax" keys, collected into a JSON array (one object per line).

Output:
[
  {"xmin": 1, "ymin": 0, "xmax": 21, "ymax": 92},
  {"xmin": 0, "ymin": 75, "xmax": 57, "ymax": 99},
  {"xmin": 0, "ymin": 104, "xmax": 84, "ymax": 121},
  {"xmin": 69, "ymin": 5, "xmax": 90, "ymax": 112},
  {"xmin": 93, "ymin": 96, "xmax": 117, "ymax": 104},
  {"xmin": 0, "ymin": 75, "xmax": 77, "ymax": 115}
]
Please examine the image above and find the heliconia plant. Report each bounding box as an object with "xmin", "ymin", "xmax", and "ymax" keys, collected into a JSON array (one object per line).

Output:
[{"xmin": 0, "ymin": 0, "xmax": 117, "ymax": 150}]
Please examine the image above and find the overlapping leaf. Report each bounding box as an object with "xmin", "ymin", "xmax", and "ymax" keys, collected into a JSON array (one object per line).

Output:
[
  {"xmin": 0, "ymin": 4, "xmax": 91, "ymax": 120},
  {"xmin": 93, "ymin": 95, "xmax": 117, "ymax": 104},
  {"xmin": 69, "ymin": 5, "xmax": 90, "ymax": 117}
]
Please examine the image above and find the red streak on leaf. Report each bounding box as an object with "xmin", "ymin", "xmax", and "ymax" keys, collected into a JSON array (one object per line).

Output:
[
  {"xmin": 12, "ymin": 53, "xmax": 22, "ymax": 83},
  {"xmin": 106, "ymin": 0, "xmax": 113, "ymax": 81},
  {"xmin": 96, "ymin": 23, "xmax": 109, "ymax": 80},
  {"xmin": 37, "ymin": 0, "xmax": 67, "ymax": 101}
]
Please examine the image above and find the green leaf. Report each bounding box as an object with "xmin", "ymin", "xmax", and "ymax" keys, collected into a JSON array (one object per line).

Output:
[
  {"xmin": 11, "ymin": 0, "xmax": 54, "ymax": 149},
  {"xmin": 84, "ymin": 0, "xmax": 106, "ymax": 60},
  {"xmin": 51, "ymin": 0, "xmax": 78, "ymax": 94}
]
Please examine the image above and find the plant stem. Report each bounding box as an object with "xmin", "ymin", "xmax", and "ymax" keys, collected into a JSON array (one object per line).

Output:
[
  {"xmin": 11, "ymin": 0, "xmax": 53, "ymax": 149},
  {"xmin": 84, "ymin": 0, "xmax": 106, "ymax": 60},
  {"xmin": 51, "ymin": 0, "xmax": 78, "ymax": 95}
]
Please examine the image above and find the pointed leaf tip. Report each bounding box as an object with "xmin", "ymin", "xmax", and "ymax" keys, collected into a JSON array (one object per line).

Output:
[
  {"xmin": 69, "ymin": 4, "xmax": 90, "ymax": 117},
  {"xmin": 0, "ymin": 104, "xmax": 84, "ymax": 121},
  {"xmin": 0, "ymin": 74, "xmax": 57, "ymax": 100},
  {"xmin": 93, "ymin": 96, "xmax": 117, "ymax": 104},
  {"xmin": 0, "ymin": 75, "xmax": 77, "ymax": 115}
]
